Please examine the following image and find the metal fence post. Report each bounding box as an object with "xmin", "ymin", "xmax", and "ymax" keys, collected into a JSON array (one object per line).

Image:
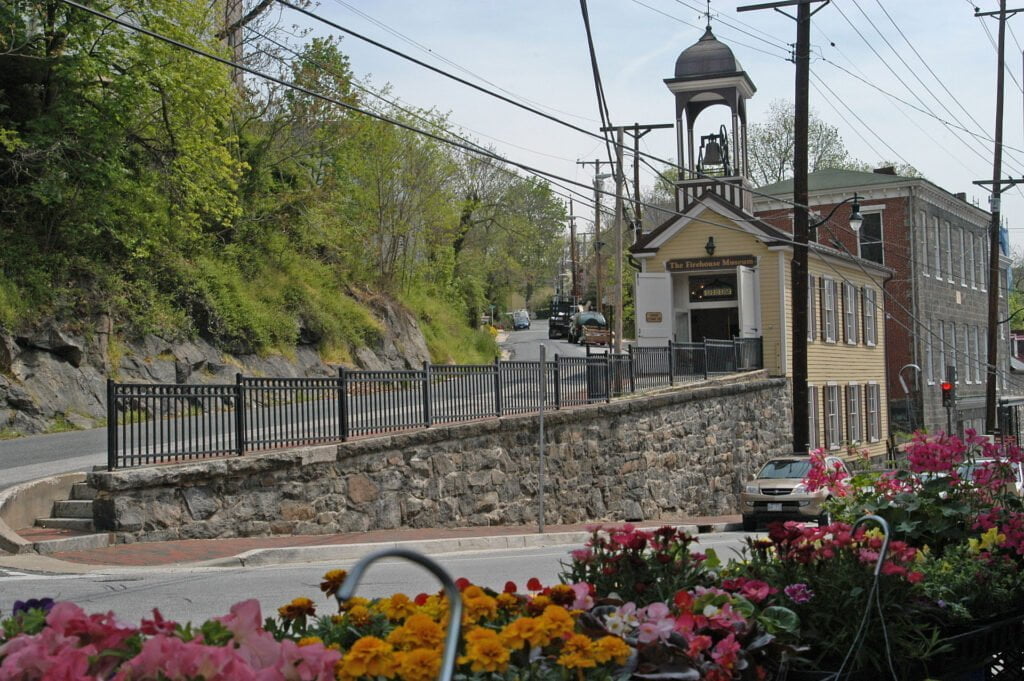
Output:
[
  {"xmin": 338, "ymin": 367, "xmax": 349, "ymax": 441},
  {"xmin": 106, "ymin": 378, "xmax": 117, "ymax": 471},
  {"xmin": 703, "ymin": 341, "xmax": 710, "ymax": 380},
  {"xmin": 553, "ymin": 354, "xmax": 561, "ymax": 409},
  {"xmin": 667, "ymin": 340, "xmax": 675, "ymax": 386},
  {"xmin": 622, "ymin": 346, "xmax": 630, "ymax": 393},
  {"xmin": 604, "ymin": 354, "xmax": 611, "ymax": 403},
  {"xmin": 422, "ymin": 361, "xmax": 432, "ymax": 427},
  {"xmin": 494, "ymin": 358, "xmax": 502, "ymax": 417},
  {"xmin": 234, "ymin": 373, "xmax": 246, "ymax": 456}
]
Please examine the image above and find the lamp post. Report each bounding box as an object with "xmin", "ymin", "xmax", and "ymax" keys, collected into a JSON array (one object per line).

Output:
[{"xmin": 793, "ymin": 194, "xmax": 864, "ymax": 454}]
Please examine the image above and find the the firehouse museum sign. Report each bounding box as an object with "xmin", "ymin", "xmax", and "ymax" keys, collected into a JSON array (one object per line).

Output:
[{"xmin": 665, "ymin": 255, "xmax": 756, "ymax": 272}]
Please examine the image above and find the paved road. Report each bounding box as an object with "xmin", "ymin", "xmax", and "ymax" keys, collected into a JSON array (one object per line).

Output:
[{"xmin": 0, "ymin": 533, "xmax": 752, "ymax": 623}]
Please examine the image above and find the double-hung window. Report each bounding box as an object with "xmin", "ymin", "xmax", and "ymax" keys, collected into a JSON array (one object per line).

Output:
[
  {"xmin": 825, "ymin": 384, "xmax": 841, "ymax": 449},
  {"xmin": 974, "ymin": 326, "xmax": 982, "ymax": 383},
  {"xmin": 808, "ymin": 385, "xmax": 820, "ymax": 450},
  {"xmin": 858, "ymin": 213, "xmax": 883, "ymax": 264},
  {"xmin": 951, "ymin": 321, "xmax": 959, "ymax": 383},
  {"xmin": 932, "ymin": 217, "xmax": 942, "ymax": 276},
  {"xmin": 866, "ymin": 384, "xmax": 881, "ymax": 442},
  {"xmin": 843, "ymin": 282, "xmax": 858, "ymax": 344},
  {"xmin": 862, "ymin": 287, "xmax": 877, "ymax": 346},
  {"xmin": 846, "ymin": 384, "xmax": 862, "ymax": 444},
  {"xmin": 920, "ymin": 212, "xmax": 929, "ymax": 277},
  {"xmin": 925, "ymin": 320, "xmax": 934, "ymax": 385},
  {"xmin": 959, "ymin": 228, "xmax": 967, "ymax": 286},
  {"xmin": 822, "ymin": 278, "xmax": 837, "ymax": 343},
  {"xmin": 944, "ymin": 221, "xmax": 953, "ymax": 281},
  {"xmin": 938, "ymin": 322, "xmax": 947, "ymax": 380},
  {"xmin": 808, "ymin": 274, "xmax": 817, "ymax": 341},
  {"xmin": 967, "ymin": 233, "xmax": 976, "ymax": 288},
  {"xmin": 978, "ymin": 235, "xmax": 987, "ymax": 291}
]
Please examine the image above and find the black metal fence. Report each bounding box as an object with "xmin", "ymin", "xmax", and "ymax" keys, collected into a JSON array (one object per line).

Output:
[{"xmin": 107, "ymin": 337, "xmax": 763, "ymax": 469}]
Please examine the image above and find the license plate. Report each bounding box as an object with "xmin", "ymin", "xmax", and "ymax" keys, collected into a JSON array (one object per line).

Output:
[{"xmin": 767, "ymin": 503, "xmax": 783, "ymax": 512}]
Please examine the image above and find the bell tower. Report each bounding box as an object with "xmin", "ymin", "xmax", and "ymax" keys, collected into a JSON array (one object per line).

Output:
[{"xmin": 665, "ymin": 20, "xmax": 756, "ymax": 213}]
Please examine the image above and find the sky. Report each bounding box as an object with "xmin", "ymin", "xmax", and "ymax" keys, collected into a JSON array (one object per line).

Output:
[{"xmin": 272, "ymin": 0, "xmax": 1024, "ymax": 252}]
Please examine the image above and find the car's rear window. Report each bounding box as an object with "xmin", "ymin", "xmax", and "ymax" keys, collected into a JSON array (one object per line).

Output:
[
  {"xmin": 757, "ymin": 460, "xmax": 811, "ymax": 479},
  {"xmin": 579, "ymin": 313, "xmax": 607, "ymax": 325}
]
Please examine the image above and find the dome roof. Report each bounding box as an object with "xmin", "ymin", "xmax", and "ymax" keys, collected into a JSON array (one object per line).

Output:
[{"xmin": 674, "ymin": 26, "xmax": 742, "ymax": 79}]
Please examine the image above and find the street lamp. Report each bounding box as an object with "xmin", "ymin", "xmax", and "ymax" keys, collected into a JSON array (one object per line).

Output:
[{"xmin": 808, "ymin": 194, "xmax": 864, "ymax": 234}]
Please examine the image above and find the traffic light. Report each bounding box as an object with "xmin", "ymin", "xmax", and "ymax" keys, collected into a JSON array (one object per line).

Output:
[{"xmin": 941, "ymin": 380, "xmax": 956, "ymax": 408}]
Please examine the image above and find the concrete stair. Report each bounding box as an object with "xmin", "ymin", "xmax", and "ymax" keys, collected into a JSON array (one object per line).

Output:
[{"xmin": 27, "ymin": 479, "xmax": 110, "ymax": 554}]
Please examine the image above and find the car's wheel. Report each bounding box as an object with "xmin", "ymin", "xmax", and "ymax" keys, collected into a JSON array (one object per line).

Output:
[{"xmin": 742, "ymin": 515, "xmax": 757, "ymax": 532}]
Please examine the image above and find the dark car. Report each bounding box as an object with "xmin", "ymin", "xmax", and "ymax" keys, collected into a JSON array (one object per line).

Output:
[
  {"xmin": 567, "ymin": 311, "xmax": 609, "ymax": 345},
  {"xmin": 512, "ymin": 311, "xmax": 530, "ymax": 330}
]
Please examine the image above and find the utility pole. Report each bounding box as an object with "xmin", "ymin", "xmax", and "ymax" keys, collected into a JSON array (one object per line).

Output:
[
  {"xmin": 613, "ymin": 128, "xmax": 625, "ymax": 353},
  {"xmin": 578, "ymin": 159, "xmax": 606, "ymax": 311},
  {"xmin": 569, "ymin": 199, "xmax": 580, "ymax": 302},
  {"xmin": 739, "ymin": 0, "xmax": 828, "ymax": 454},
  {"xmin": 973, "ymin": 1, "xmax": 1024, "ymax": 433}
]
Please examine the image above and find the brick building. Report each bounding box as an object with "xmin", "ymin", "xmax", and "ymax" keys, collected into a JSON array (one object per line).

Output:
[{"xmin": 754, "ymin": 168, "xmax": 1012, "ymax": 435}]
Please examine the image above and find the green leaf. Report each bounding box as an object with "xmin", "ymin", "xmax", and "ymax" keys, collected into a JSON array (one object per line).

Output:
[{"xmin": 759, "ymin": 606, "xmax": 800, "ymax": 634}]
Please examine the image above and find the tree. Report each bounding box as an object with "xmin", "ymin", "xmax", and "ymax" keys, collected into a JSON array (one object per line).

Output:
[{"xmin": 748, "ymin": 99, "xmax": 854, "ymax": 187}]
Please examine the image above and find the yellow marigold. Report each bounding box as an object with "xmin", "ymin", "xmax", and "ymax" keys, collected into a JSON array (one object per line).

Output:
[
  {"xmin": 463, "ymin": 594, "xmax": 499, "ymax": 624},
  {"xmin": 278, "ymin": 597, "xmax": 316, "ymax": 620},
  {"xmin": 526, "ymin": 594, "xmax": 552, "ymax": 616},
  {"xmin": 496, "ymin": 593, "xmax": 521, "ymax": 611},
  {"xmin": 499, "ymin": 617, "xmax": 538, "ymax": 650},
  {"xmin": 298, "ymin": 636, "xmax": 323, "ymax": 647},
  {"xmin": 557, "ymin": 633, "xmax": 598, "ymax": 669},
  {"xmin": 339, "ymin": 596, "xmax": 370, "ymax": 612},
  {"xmin": 395, "ymin": 648, "xmax": 441, "ymax": 681},
  {"xmin": 347, "ymin": 604, "xmax": 373, "ymax": 628},
  {"xmin": 331, "ymin": 615, "xmax": 345, "ymax": 625},
  {"xmin": 534, "ymin": 605, "xmax": 575, "ymax": 645},
  {"xmin": 548, "ymin": 584, "xmax": 576, "ymax": 607},
  {"xmin": 462, "ymin": 585, "xmax": 487, "ymax": 599},
  {"xmin": 416, "ymin": 594, "xmax": 448, "ymax": 621},
  {"xmin": 378, "ymin": 593, "xmax": 419, "ymax": 621},
  {"xmin": 341, "ymin": 636, "xmax": 397, "ymax": 678},
  {"xmin": 591, "ymin": 635, "xmax": 632, "ymax": 665},
  {"xmin": 459, "ymin": 628, "xmax": 510, "ymax": 673},
  {"xmin": 320, "ymin": 569, "xmax": 348, "ymax": 597}
]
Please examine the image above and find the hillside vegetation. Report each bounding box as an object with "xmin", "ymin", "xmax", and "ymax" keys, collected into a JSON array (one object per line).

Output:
[{"xmin": 0, "ymin": 2, "xmax": 565, "ymax": 365}]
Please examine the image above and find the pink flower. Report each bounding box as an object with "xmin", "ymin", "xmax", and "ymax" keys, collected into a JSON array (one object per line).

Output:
[
  {"xmin": 783, "ymin": 583, "xmax": 815, "ymax": 604},
  {"xmin": 140, "ymin": 609, "xmax": 178, "ymax": 636},
  {"xmin": 711, "ymin": 633, "xmax": 742, "ymax": 669},
  {"xmin": 569, "ymin": 582, "xmax": 594, "ymax": 610}
]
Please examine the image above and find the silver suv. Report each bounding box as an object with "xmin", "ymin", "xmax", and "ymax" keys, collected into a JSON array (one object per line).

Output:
[{"xmin": 740, "ymin": 456, "xmax": 850, "ymax": 531}]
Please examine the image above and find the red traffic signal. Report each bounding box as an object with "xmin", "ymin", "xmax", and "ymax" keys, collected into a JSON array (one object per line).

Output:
[{"xmin": 941, "ymin": 381, "xmax": 955, "ymax": 408}]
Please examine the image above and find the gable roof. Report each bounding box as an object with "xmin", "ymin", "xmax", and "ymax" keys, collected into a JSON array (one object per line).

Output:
[{"xmin": 631, "ymin": 190, "xmax": 789, "ymax": 254}]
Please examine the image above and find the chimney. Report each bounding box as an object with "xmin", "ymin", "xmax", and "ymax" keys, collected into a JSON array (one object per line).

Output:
[
  {"xmin": 873, "ymin": 166, "xmax": 896, "ymax": 175},
  {"xmin": 954, "ymin": 192, "xmax": 967, "ymax": 201}
]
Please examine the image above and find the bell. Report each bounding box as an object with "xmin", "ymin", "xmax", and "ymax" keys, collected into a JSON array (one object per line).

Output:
[{"xmin": 702, "ymin": 139, "xmax": 723, "ymax": 165}]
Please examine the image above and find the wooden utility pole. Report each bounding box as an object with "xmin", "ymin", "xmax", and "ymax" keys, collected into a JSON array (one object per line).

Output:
[
  {"xmin": 614, "ymin": 128, "xmax": 625, "ymax": 353},
  {"xmin": 974, "ymin": 1, "xmax": 1024, "ymax": 433},
  {"xmin": 569, "ymin": 199, "xmax": 580, "ymax": 302},
  {"xmin": 739, "ymin": 0, "xmax": 828, "ymax": 454},
  {"xmin": 578, "ymin": 159, "xmax": 606, "ymax": 311}
]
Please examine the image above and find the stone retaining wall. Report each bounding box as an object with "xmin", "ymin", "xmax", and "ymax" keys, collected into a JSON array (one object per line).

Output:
[{"xmin": 89, "ymin": 373, "xmax": 792, "ymax": 543}]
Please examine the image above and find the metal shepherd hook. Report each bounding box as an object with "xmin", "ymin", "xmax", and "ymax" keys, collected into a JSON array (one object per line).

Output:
[{"xmin": 335, "ymin": 548, "xmax": 464, "ymax": 681}]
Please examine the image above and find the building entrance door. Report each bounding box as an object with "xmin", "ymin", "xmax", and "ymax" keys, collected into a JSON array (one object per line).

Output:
[{"xmin": 691, "ymin": 307, "xmax": 739, "ymax": 342}]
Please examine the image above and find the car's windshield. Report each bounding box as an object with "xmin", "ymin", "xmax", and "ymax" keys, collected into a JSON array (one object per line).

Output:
[{"xmin": 757, "ymin": 460, "xmax": 812, "ymax": 479}]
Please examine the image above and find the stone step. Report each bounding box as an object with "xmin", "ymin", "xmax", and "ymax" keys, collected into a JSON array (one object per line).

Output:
[
  {"xmin": 52, "ymin": 499, "xmax": 94, "ymax": 518},
  {"xmin": 70, "ymin": 483, "xmax": 98, "ymax": 500},
  {"xmin": 35, "ymin": 517, "xmax": 94, "ymax": 531},
  {"xmin": 34, "ymin": 533, "xmax": 111, "ymax": 555}
]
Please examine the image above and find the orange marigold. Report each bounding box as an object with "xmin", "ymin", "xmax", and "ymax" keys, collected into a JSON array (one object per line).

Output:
[
  {"xmin": 388, "ymin": 613, "xmax": 444, "ymax": 651},
  {"xmin": 320, "ymin": 569, "xmax": 348, "ymax": 597},
  {"xmin": 341, "ymin": 636, "xmax": 397, "ymax": 678},
  {"xmin": 557, "ymin": 633, "xmax": 598, "ymax": 669},
  {"xmin": 459, "ymin": 628, "xmax": 510, "ymax": 674},
  {"xmin": 347, "ymin": 604, "xmax": 373, "ymax": 628},
  {"xmin": 496, "ymin": 592, "xmax": 521, "ymax": 611},
  {"xmin": 278, "ymin": 597, "xmax": 316, "ymax": 620},
  {"xmin": 298, "ymin": 636, "xmax": 323, "ymax": 647},
  {"xmin": 499, "ymin": 617, "xmax": 538, "ymax": 650},
  {"xmin": 533, "ymin": 605, "xmax": 575, "ymax": 645},
  {"xmin": 378, "ymin": 593, "xmax": 419, "ymax": 621},
  {"xmin": 463, "ymin": 594, "xmax": 499, "ymax": 624},
  {"xmin": 394, "ymin": 648, "xmax": 441, "ymax": 681},
  {"xmin": 591, "ymin": 635, "xmax": 632, "ymax": 665},
  {"xmin": 416, "ymin": 594, "xmax": 448, "ymax": 621},
  {"xmin": 338, "ymin": 596, "xmax": 370, "ymax": 612}
]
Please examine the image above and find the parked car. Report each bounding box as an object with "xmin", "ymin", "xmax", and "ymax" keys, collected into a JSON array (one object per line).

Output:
[
  {"xmin": 512, "ymin": 310, "xmax": 530, "ymax": 330},
  {"xmin": 958, "ymin": 458, "xmax": 1024, "ymax": 496},
  {"xmin": 740, "ymin": 455, "xmax": 851, "ymax": 531},
  {"xmin": 568, "ymin": 311, "xmax": 610, "ymax": 345}
]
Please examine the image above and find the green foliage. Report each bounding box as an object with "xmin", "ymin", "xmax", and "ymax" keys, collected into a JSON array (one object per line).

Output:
[{"xmin": 0, "ymin": 2, "xmax": 566, "ymax": 359}]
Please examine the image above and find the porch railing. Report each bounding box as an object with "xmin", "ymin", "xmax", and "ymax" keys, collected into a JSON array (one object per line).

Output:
[{"xmin": 107, "ymin": 336, "xmax": 763, "ymax": 469}]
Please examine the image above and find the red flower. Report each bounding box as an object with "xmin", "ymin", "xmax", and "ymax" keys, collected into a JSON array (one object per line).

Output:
[
  {"xmin": 503, "ymin": 581, "xmax": 517, "ymax": 593},
  {"xmin": 455, "ymin": 578, "xmax": 471, "ymax": 591},
  {"xmin": 526, "ymin": 577, "xmax": 543, "ymax": 591}
]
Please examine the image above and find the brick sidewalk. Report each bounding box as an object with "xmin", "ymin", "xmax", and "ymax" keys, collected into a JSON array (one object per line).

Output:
[{"xmin": 42, "ymin": 515, "xmax": 742, "ymax": 567}]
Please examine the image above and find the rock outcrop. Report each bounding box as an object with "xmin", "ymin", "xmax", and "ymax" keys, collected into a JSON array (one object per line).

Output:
[{"xmin": 0, "ymin": 300, "xmax": 433, "ymax": 436}]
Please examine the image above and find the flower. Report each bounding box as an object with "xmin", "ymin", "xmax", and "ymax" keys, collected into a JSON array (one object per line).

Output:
[
  {"xmin": 459, "ymin": 627, "xmax": 509, "ymax": 673},
  {"xmin": 341, "ymin": 636, "xmax": 396, "ymax": 678},
  {"xmin": 378, "ymin": 593, "xmax": 418, "ymax": 621},
  {"xmin": 591, "ymin": 635, "xmax": 631, "ymax": 665},
  {"xmin": 320, "ymin": 569, "xmax": 348, "ymax": 597},
  {"xmin": 278, "ymin": 597, "xmax": 316, "ymax": 620},
  {"xmin": 394, "ymin": 647, "xmax": 440, "ymax": 681},
  {"xmin": 11, "ymin": 598, "xmax": 55, "ymax": 616},
  {"xmin": 783, "ymin": 583, "xmax": 815, "ymax": 604},
  {"xmin": 557, "ymin": 633, "xmax": 598, "ymax": 669}
]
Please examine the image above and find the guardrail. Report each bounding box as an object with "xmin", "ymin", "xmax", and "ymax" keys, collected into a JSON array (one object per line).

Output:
[{"xmin": 107, "ymin": 337, "xmax": 763, "ymax": 469}]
